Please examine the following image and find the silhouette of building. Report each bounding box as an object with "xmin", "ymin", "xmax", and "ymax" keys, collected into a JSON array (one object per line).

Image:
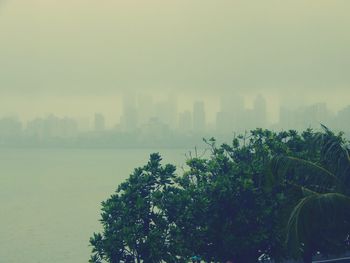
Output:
[
  {"xmin": 140, "ymin": 117, "xmax": 170, "ymax": 140},
  {"xmin": 336, "ymin": 105, "xmax": 350, "ymax": 132},
  {"xmin": 120, "ymin": 94, "xmax": 138, "ymax": 132},
  {"xmin": 154, "ymin": 96, "xmax": 178, "ymax": 129},
  {"xmin": 178, "ymin": 110, "xmax": 192, "ymax": 133},
  {"xmin": 278, "ymin": 102, "xmax": 332, "ymax": 130},
  {"xmin": 216, "ymin": 94, "xmax": 245, "ymax": 133},
  {"xmin": 137, "ymin": 94, "xmax": 154, "ymax": 126},
  {"xmin": 193, "ymin": 101, "xmax": 206, "ymax": 132},
  {"xmin": 26, "ymin": 115, "xmax": 78, "ymax": 139},
  {"xmin": 302, "ymin": 102, "xmax": 331, "ymax": 128}
]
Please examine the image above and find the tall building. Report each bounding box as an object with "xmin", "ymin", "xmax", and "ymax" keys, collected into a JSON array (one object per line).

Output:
[
  {"xmin": 336, "ymin": 105, "xmax": 350, "ymax": 131},
  {"xmin": 137, "ymin": 94, "xmax": 154, "ymax": 126},
  {"xmin": 166, "ymin": 96, "xmax": 178, "ymax": 129},
  {"xmin": 26, "ymin": 115, "xmax": 78, "ymax": 139},
  {"xmin": 178, "ymin": 111, "xmax": 192, "ymax": 133},
  {"xmin": 61, "ymin": 117, "xmax": 78, "ymax": 138},
  {"xmin": 154, "ymin": 96, "xmax": 178, "ymax": 129},
  {"xmin": 193, "ymin": 101, "xmax": 206, "ymax": 132},
  {"xmin": 94, "ymin": 113, "xmax": 105, "ymax": 132},
  {"xmin": 216, "ymin": 94, "xmax": 245, "ymax": 133},
  {"xmin": 302, "ymin": 103, "xmax": 332, "ymax": 128},
  {"xmin": 279, "ymin": 103, "xmax": 332, "ymax": 130},
  {"xmin": 140, "ymin": 117, "xmax": 170, "ymax": 140},
  {"xmin": 120, "ymin": 94, "xmax": 138, "ymax": 132}
]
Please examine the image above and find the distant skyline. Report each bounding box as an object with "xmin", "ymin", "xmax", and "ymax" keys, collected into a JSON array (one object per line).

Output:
[
  {"xmin": 1, "ymin": 1, "xmax": 349, "ymax": 124},
  {"xmin": 1, "ymin": 94, "xmax": 349, "ymax": 130},
  {"xmin": 1, "ymin": 93, "xmax": 350, "ymax": 127},
  {"xmin": 1, "ymin": 97, "xmax": 350, "ymax": 149}
]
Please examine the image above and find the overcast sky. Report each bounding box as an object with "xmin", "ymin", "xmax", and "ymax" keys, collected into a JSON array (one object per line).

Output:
[{"xmin": 0, "ymin": 0, "xmax": 349, "ymax": 123}]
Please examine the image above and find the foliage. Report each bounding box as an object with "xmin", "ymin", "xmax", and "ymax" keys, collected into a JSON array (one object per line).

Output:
[
  {"xmin": 89, "ymin": 153, "xmax": 177, "ymax": 263},
  {"xmin": 270, "ymin": 126, "xmax": 350, "ymax": 262},
  {"xmin": 90, "ymin": 127, "xmax": 350, "ymax": 263}
]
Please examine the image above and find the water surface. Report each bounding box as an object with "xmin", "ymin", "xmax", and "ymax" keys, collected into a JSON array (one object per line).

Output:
[{"xmin": 0, "ymin": 148, "xmax": 190, "ymax": 263}]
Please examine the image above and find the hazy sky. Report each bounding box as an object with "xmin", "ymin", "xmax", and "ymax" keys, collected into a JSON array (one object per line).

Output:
[{"xmin": 0, "ymin": 0, "xmax": 349, "ymax": 123}]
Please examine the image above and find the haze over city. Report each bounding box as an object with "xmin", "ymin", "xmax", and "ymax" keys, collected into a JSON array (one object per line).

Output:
[
  {"xmin": 1, "ymin": 0, "xmax": 350, "ymax": 127},
  {"xmin": 1, "ymin": 2, "xmax": 350, "ymax": 263}
]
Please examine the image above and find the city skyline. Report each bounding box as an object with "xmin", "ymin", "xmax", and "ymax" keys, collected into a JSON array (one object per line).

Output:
[
  {"xmin": 1, "ymin": 94, "xmax": 350, "ymax": 140},
  {"xmin": 2, "ymin": 91, "xmax": 350, "ymax": 126},
  {"xmin": 1, "ymin": 1, "xmax": 350, "ymax": 129},
  {"xmin": 1, "ymin": 2, "xmax": 350, "ymax": 263}
]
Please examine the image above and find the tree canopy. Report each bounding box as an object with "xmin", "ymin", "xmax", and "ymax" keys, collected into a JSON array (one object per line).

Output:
[{"xmin": 90, "ymin": 127, "xmax": 350, "ymax": 263}]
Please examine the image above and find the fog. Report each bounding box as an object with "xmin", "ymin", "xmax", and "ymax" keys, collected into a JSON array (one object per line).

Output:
[
  {"xmin": 0, "ymin": 0, "xmax": 350, "ymax": 140},
  {"xmin": 1, "ymin": 2, "xmax": 350, "ymax": 263}
]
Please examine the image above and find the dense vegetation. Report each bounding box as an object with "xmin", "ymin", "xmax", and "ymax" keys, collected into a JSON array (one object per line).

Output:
[{"xmin": 89, "ymin": 127, "xmax": 350, "ymax": 263}]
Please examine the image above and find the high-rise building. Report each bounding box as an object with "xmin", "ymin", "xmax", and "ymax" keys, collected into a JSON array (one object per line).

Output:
[
  {"xmin": 61, "ymin": 117, "xmax": 78, "ymax": 138},
  {"xmin": 138, "ymin": 94, "xmax": 154, "ymax": 125},
  {"xmin": 154, "ymin": 96, "xmax": 178, "ymax": 129},
  {"xmin": 216, "ymin": 94, "xmax": 245, "ymax": 133},
  {"xmin": 302, "ymin": 103, "xmax": 332, "ymax": 128},
  {"xmin": 193, "ymin": 101, "xmax": 206, "ymax": 132},
  {"xmin": 178, "ymin": 111, "xmax": 192, "ymax": 133},
  {"xmin": 26, "ymin": 115, "xmax": 78, "ymax": 139},
  {"xmin": 336, "ymin": 105, "xmax": 350, "ymax": 131},
  {"xmin": 121, "ymin": 93, "xmax": 138, "ymax": 132},
  {"xmin": 278, "ymin": 103, "xmax": 332, "ymax": 130},
  {"xmin": 140, "ymin": 117, "xmax": 170, "ymax": 140}
]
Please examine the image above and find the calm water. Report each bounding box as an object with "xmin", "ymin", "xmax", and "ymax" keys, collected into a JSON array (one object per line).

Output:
[{"xmin": 0, "ymin": 148, "xmax": 191, "ymax": 263}]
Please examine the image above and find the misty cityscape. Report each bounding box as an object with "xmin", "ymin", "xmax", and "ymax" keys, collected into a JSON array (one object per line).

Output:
[
  {"xmin": 2, "ymin": 1, "xmax": 350, "ymax": 263},
  {"xmin": 1, "ymin": 93, "xmax": 349, "ymax": 148}
]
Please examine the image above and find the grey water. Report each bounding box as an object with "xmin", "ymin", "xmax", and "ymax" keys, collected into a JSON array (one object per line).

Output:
[{"xmin": 0, "ymin": 148, "xmax": 191, "ymax": 263}]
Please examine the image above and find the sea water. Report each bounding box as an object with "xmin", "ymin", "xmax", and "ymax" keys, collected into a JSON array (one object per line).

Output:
[{"xmin": 0, "ymin": 148, "xmax": 192, "ymax": 263}]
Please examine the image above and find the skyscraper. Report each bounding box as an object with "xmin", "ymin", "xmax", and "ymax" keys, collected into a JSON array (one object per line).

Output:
[
  {"xmin": 178, "ymin": 110, "xmax": 192, "ymax": 133},
  {"xmin": 154, "ymin": 96, "xmax": 178, "ymax": 129},
  {"xmin": 120, "ymin": 93, "xmax": 138, "ymax": 132},
  {"xmin": 137, "ymin": 94, "xmax": 154, "ymax": 126},
  {"xmin": 193, "ymin": 101, "xmax": 206, "ymax": 132},
  {"xmin": 217, "ymin": 94, "xmax": 245, "ymax": 133},
  {"xmin": 336, "ymin": 105, "xmax": 350, "ymax": 131}
]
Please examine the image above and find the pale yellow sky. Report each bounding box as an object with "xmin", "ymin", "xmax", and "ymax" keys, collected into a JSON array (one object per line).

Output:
[{"xmin": 0, "ymin": 0, "xmax": 349, "ymax": 123}]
